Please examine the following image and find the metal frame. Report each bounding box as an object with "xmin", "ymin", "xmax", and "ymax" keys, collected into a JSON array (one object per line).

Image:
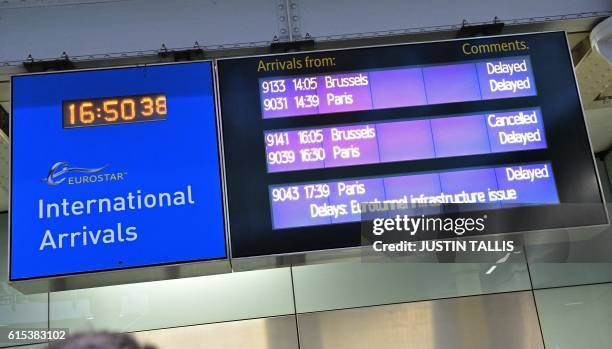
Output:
[
  {"xmin": 8, "ymin": 60, "xmax": 232, "ymax": 293},
  {"xmin": 212, "ymin": 60, "xmax": 234, "ymax": 272}
]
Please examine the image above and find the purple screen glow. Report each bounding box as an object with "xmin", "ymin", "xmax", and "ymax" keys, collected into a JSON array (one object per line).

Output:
[
  {"xmin": 269, "ymin": 162, "xmax": 559, "ymax": 230},
  {"xmin": 264, "ymin": 108, "xmax": 547, "ymax": 173},
  {"xmin": 260, "ymin": 56, "xmax": 536, "ymax": 119}
]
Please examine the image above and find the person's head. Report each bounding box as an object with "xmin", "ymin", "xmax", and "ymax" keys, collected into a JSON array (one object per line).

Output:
[{"xmin": 47, "ymin": 332, "xmax": 155, "ymax": 349}]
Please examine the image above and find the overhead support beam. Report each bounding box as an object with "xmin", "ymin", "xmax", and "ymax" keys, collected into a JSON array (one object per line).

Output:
[
  {"xmin": 310, "ymin": 16, "xmax": 609, "ymax": 52},
  {"xmin": 0, "ymin": 0, "xmax": 609, "ymax": 65},
  {"xmin": 277, "ymin": 0, "xmax": 302, "ymax": 41}
]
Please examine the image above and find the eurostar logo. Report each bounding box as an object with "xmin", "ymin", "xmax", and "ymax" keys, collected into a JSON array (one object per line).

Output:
[{"xmin": 42, "ymin": 161, "xmax": 108, "ymax": 186}]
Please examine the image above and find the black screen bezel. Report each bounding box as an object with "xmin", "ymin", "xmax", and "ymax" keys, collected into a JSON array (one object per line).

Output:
[{"xmin": 218, "ymin": 31, "xmax": 607, "ymax": 258}]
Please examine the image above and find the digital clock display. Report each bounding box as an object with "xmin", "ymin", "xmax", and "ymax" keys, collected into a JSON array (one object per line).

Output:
[{"xmin": 62, "ymin": 94, "xmax": 167, "ymax": 128}]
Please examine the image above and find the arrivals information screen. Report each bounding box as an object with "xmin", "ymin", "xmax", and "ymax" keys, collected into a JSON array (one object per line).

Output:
[
  {"xmin": 218, "ymin": 32, "xmax": 607, "ymax": 258},
  {"xmin": 10, "ymin": 62, "xmax": 227, "ymax": 280}
]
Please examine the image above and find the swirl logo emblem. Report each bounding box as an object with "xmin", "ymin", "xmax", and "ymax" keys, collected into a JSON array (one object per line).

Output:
[{"xmin": 42, "ymin": 162, "xmax": 107, "ymax": 186}]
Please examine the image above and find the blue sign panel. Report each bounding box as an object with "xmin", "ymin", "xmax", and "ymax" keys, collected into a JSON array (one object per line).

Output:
[{"xmin": 10, "ymin": 62, "xmax": 226, "ymax": 280}]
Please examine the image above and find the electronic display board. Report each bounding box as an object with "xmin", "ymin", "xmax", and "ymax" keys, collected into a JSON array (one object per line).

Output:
[
  {"xmin": 10, "ymin": 62, "xmax": 226, "ymax": 281},
  {"xmin": 218, "ymin": 32, "xmax": 608, "ymax": 258}
]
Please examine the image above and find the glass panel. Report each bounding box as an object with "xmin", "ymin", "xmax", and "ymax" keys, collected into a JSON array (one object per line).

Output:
[
  {"xmin": 297, "ymin": 291, "xmax": 544, "ymax": 349},
  {"xmin": 0, "ymin": 214, "xmax": 49, "ymax": 348},
  {"xmin": 292, "ymin": 258, "xmax": 531, "ymax": 313},
  {"xmin": 133, "ymin": 315, "xmax": 299, "ymax": 349},
  {"xmin": 535, "ymin": 283, "xmax": 612, "ymax": 349},
  {"xmin": 49, "ymin": 268, "xmax": 294, "ymax": 332},
  {"xmin": 528, "ymin": 160, "xmax": 612, "ymax": 289},
  {"xmin": 529, "ymin": 262, "xmax": 612, "ymax": 289}
]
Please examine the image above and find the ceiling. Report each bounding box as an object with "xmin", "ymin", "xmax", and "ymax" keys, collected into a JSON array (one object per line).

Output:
[{"xmin": 0, "ymin": 31, "xmax": 611, "ymax": 212}]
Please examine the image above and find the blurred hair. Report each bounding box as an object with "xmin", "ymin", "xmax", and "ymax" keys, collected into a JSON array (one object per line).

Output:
[{"xmin": 47, "ymin": 332, "xmax": 156, "ymax": 349}]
